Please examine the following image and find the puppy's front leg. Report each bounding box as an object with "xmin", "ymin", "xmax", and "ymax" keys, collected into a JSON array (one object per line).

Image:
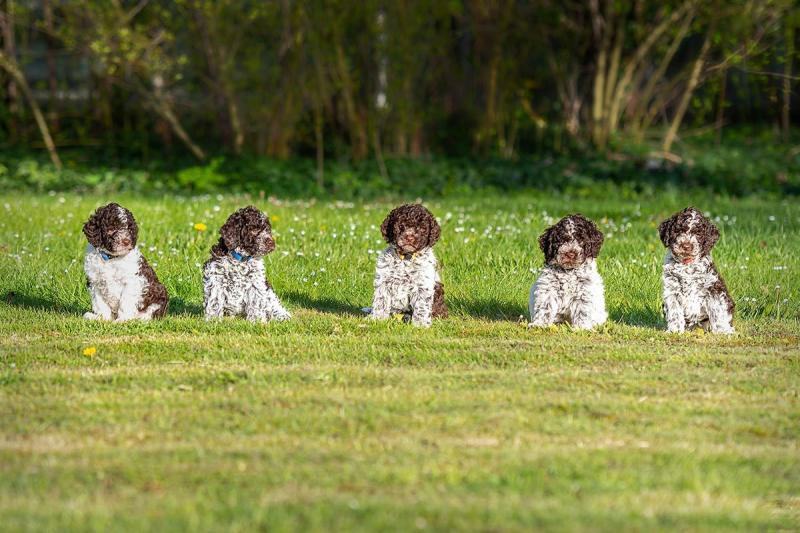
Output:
[
  {"xmin": 115, "ymin": 286, "xmax": 144, "ymax": 322},
  {"xmin": 706, "ymin": 294, "xmax": 735, "ymax": 334},
  {"xmin": 85, "ymin": 285, "xmax": 114, "ymax": 321},
  {"xmin": 203, "ymin": 274, "xmax": 225, "ymax": 320},
  {"xmin": 570, "ymin": 299, "xmax": 601, "ymax": 330},
  {"xmin": 245, "ymin": 284, "xmax": 270, "ymax": 323},
  {"xmin": 410, "ymin": 284, "xmax": 435, "ymax": 327},
  {"xmin": 265, "ymin": 289, "xmax": 291, "ymax": 321},
  {"xmin": 662, "ymin": 295, "xmax": 685, "ymax": 333},
  {"xmin": 529, "ymin": 282, "xmax": 559, "ymax": 327},
  {"xmin": 369, "ymin": 278, "xmax": 392, "ymax": 320}
]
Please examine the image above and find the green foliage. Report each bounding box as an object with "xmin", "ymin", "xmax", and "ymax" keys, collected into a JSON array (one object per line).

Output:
[
  {"xmin": 3, "ymin": 0, "xmax": 797, "ymax": 159},
  {"xmin": 1, "ymin": 133, "xmax": 798, "ymax": 198},
  {"xmin": 176, "ymin": 157, "xmax": 228, "ymax": 192}
]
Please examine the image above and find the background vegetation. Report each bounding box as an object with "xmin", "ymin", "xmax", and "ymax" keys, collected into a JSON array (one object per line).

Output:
[{"xmin": 1, "ymin": 0, "xmax": 799, "ymax": 197}]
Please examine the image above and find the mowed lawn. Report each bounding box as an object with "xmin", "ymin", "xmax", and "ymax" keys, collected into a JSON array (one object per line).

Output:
[{"xmin": 1, "ymin": 190, "xmax": 798, "ymax": 531}]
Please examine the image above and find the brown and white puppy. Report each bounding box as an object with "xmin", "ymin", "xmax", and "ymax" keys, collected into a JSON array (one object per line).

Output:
[
  {"xmin": 203, "ymin": 206, "xmax": 290, "ymax": 322},
  {"xmin": 529, "ymin": 214, "xmax": 607, "ymax": 329},
  {"xmin": 659, "ymin": 207, "xmax": 734, "ymax": 333},
  {"xmin": 82, "ymin": 202, "xmax": 168, "ymax": 321},
  {"xmin": 369, "ymin": 203, "xmax": 447, "ymax": 326}
]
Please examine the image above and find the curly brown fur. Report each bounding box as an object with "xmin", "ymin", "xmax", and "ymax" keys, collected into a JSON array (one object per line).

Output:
[
  {"xmin": 538, "ymin": 214, "xmax": 604, "ymax": 269},
  {"xmin": 658, "ymin": 206, "xmax": 720, "ymax": 260},
  {"xmin": 211, "ymin": 206, "xmax": 275, "ymax": 259},
  {"xmin": 432, "ymin": 281, "xmax": 448, "ymax": 318},
  {"xmin": 82, "ymin": 202, "xmax": 139, "ymax": 256},
  {"xmin": 137, "ymin": 256, "xmax": 168, "ymax": 318},
  {"xmin": 380, "ymin": 203, "xmax": 441, "ymax": 254}
]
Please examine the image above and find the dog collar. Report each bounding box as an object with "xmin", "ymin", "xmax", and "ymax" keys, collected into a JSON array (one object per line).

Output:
[
  {"xmin": 396, "ymin": 248, "xmax": 419, "ymax": 261},
  {"xmin": 98, "ymin": 250, "xmax": 112, "ymax": 261},
  {"xmin": 397, "ymin": 251, "xmax": 417, "ymax": 261},
  {"xmin": 230, "ymin": 251, "xmax": 252, "ymax": 262}
]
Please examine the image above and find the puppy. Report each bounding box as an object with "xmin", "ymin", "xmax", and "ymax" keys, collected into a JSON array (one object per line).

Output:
[
  {"xmin": 82, "ymin": 203, "xmax": 168, "ymax": 321},
  {"xmin": 529, "ymin": 214, "xmax": 607, "ymax": 329},
  {"xmin": 659, "ymin": 207, "xmax": 734, "ymax": 334},
  {"xmin": 203, "ymin": 206, "xmax": 290, "ymax": 322},
  {"xmin": 369, "ymin": 203, "xmax": 447, "ymax": 327}
]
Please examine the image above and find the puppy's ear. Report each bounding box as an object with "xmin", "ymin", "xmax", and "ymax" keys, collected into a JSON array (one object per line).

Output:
[
  {"xmin": 699, "ymin": 217, "xmax": 720, "ymax": 256},
  {"xmin": 220, "ymin": 211, "xmax": 243, "ymax": 250},
  {"xmin": 126, "ymin": 207, "xmax": 139, "ymax": 246},
  {"xmin": 426, "ymin": 211, "xmax": 441, "ymax": 247},
  {"xmin": 380, "ymin": 210, "xmax": 395, "ymax": 243},
  {"xmin": 580, "ymin": 217, "xmax": 604, "ymax": 258},
  {"xmin": 658, "ymin": 215, "xmax": 675, "ymax": 247},
  {"xmin": 83, "ymin": 210, "xmax": 103, "ymax": 248},
  {"xmin": 538, "ymin": 226, "xmax": 556, "ymax": 263}
]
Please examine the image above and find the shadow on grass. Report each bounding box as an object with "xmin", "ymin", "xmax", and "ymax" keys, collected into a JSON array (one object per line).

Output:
[
  {"xmin": 2, "ymin": 291, "xmax": 84, "ymax": 315},
  {"xmin": 169, "ymin": 297, "xmax": 203, "ymax": 317},
  {"xmin": 610, "ymin": 306, "xmax": 663, "ymax": 328},
  {"xmin": 2, "ymin": 291, "xmax": 205, "ymax": 318},
  {"xmin": 282, "ymin": 290, "xmax": 364, "ymax": 317},
  {"xmin": 450, "ymin": 297, "xmax": 526, "ymax": 322}
]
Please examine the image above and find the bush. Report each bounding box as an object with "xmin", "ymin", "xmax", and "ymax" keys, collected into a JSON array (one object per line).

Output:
[{"xmin": 1, "ymin": 132, "xmax": 797, "ymax": 198}]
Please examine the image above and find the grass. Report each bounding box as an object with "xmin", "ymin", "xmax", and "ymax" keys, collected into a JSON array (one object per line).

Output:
[{"xmin": 1, "ymin": 189, "xmax": 798, "ymax": 531}]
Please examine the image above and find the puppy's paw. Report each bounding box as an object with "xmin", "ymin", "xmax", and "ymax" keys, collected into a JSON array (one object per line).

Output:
[{"xmin": 272, "ymin": 311, "xmax": 291, "ymax": 322}]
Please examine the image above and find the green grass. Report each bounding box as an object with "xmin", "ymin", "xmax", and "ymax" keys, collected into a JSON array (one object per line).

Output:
[{"xmin": 1, "ymin": 190, "xmax": 798, "ymax": 531}]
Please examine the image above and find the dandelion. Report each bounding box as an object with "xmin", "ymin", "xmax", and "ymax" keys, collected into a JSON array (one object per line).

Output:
[
  {"xmin": 83, "ymin": 346, "xmax": 97, "ymax": 357},
  {"xmin": 271, "ymin": 215, "xmax": 280, "ymax": 222},
  {"xmin": 193, "ymin": 223, "xmax": 208, "ymax": 232}
]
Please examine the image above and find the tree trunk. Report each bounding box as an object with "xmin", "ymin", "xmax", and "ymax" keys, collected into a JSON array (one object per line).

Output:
[
  {"xmin": 43, "ymin": 0, "xmax": 59, "ymax": 131},
  {"xmin": 148, "ymin": 92, "xmax": 206, "ymax": 161},
  {"xmin": 608, "ymin": 2, "xmax": 694, "ymax": 138},
  {"xmin": 629, "ymin": 11, "xmax": 693, "ymax": 139},
  {"xmin": 715, "ymin": 65, "xmax": 728, "ymax": 146},
  {"xmin": 589, "ymin": 0, "xmax": 613, "ymax": 147},
  {"xmin": 0, "ymin": 50, "xmax": 62, "ymax": 169},
  {"xmin": 193, "ymin": 4, "xmax": 244, "ymax": 154},
  {"xmin": 782, "ymin": 19, "xmax": 794, "ymax": 141},
  {"xmin": 313, "ymin": 98, "xmax": 324, "ymax": 189},
  {"xmin": 1, "ymin": 2, "xmax": 19, "ymax": 141},
  {"xmin": 335, "ymin": 43, "xmax": 368, "ymax": 160},
  {"xmin": 662, "ymin": 31, "xmax": 712, "ymax": 153}
]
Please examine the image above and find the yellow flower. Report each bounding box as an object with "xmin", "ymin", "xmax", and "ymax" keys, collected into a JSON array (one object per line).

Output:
[
  {"xmin": 271, "ymin": 215, "xmax": 280, "ymax": 222},
  {"xmin": 83, "ymin": 346, "xmax": 97, "ymax": 357},
  {"xmin": 193, "ymin": 223, "xmax": 207, "ymax": 232}
]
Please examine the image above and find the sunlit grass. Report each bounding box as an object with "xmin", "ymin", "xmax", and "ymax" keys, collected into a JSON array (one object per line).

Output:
[{"xmin": 1, "ymin": 191, "xmax": 798, "ymax": 531}]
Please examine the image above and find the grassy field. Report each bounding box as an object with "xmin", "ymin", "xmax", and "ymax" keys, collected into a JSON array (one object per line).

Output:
[{"xmin": 1, "ymin": 190, "xmax": 798, "ymax": 531}]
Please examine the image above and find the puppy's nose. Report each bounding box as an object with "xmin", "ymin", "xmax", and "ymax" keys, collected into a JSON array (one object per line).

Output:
[
  {"xmin": 564, "ymin": 251, "xmax": 577, "ymax": 260},
  {"xmin": 121, "ymin": 238, "xmax": 131, "ymax": 247},
  {"xmin": 680, "ymin": 242, "xmax": 692, "ymax": 251}
]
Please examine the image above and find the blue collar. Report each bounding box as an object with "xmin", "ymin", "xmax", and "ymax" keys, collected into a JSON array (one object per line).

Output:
[
  {"xmin": 99, "ymin": 250, "xmax": 112, "ymax": 261},
  {"xmin": 230, "ymin": 251, "xmax": 252, "ymax": 262}
]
